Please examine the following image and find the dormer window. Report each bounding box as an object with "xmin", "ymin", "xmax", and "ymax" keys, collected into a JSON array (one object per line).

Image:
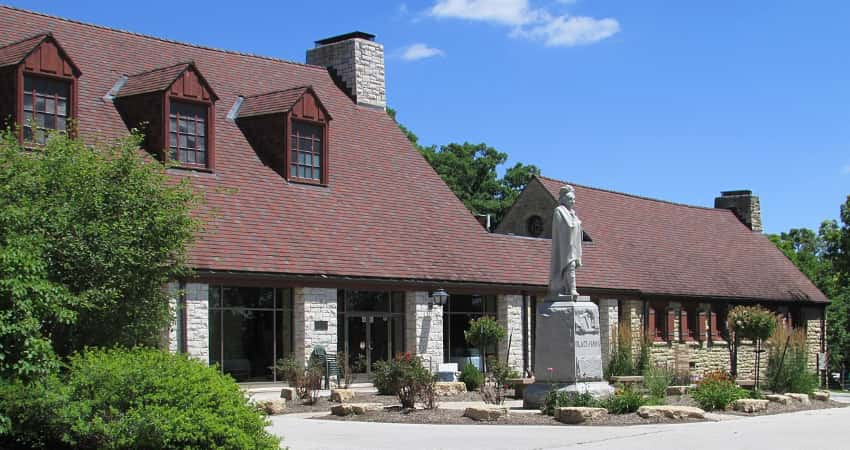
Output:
[
  {"xmin": 237, "ymin": 86, "xmax": 331, "ymax": 185},
  {"xmin": 169, "ymin": 101, "xmax": 207, "ymax": 166},
  {"xmin": 0, "ymin": 34, "xmax": 80, "ymax": 144},
  {"xmin": 23, "ymin": 75, "xmax": 71, "ymax": 144},
  {"xmin": 290, "ymin": 120, "xmax": 323, "ymax": 181},
  {"xmin": 113, "ymin": 62, "xmax": 217, "ymax": 170}
]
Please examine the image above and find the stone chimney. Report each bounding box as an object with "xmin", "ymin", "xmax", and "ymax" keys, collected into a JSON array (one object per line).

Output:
[
  {"xmin": 715, "ymin": 190, "xmax": 763, "ymax": 232},
  {"xmin": 306, "ymin": 32, "xmax": 385, "ymax": 109}
]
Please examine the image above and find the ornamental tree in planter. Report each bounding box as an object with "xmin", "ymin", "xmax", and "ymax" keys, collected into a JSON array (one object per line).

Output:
[
  {"xmin": 727, "ymin": 305, "xmax": 778, "ymax": 390},
  {"xmin": 464, "ymin": 316, "xmax": 506, "ymax": 372}
]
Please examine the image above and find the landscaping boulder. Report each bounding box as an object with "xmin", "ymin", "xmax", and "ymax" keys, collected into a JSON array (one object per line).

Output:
[
  {"xmin": 280, "ymin": 387, "xmax": 296, "ymax": 400},
  {"xmin": 556, "ymin": 407, "xmax": 608, "ymax": 424},
  {"xmin": 812, "ymin": 391, "xmax": 830, "ymax": 401},
  {"xmin": 765, "ymin": 394, "xmax": 792, "ymax": 405},
  {"xmin": 434, "ymin": 381, "xmax": 467, "ymax": 396},
  {"xmin": 733, "ymin": 399, "xmax": 769, "ymax": 413},
  {"xmin": 463, "ymin": 406, "xmax": 509, "ymax": 421},
  {"xmin": 787, "ymin": 393, "xmax": 811, "ymax": 405},
  {"xmin": 258, "ymin": 399, "xmax": 286, "ymax": 415},
  {"xmin": 637, "ymin": 405, "xmax": 705, "ymax": 420},
  {"xmin": 330, "ymin": 388, "xmax": 355, "ymax": 403},
  {"xmin": 330, "ymin": 402, "xmax": 382, "ymax": 416},
  {"xmin": 666, "ymin": 386, "xmax": 689, "ymax": 396}
]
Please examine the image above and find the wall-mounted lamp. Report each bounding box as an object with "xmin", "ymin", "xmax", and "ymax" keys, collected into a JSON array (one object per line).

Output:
[{"xmin": 429, "ymin": 288, "xmax": 449, "ymax": 309}]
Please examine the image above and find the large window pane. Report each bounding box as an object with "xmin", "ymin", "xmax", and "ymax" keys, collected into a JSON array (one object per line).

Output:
[
  {"xmin": 222, "ymin": 286, "xmax": 274, "ymax": 308},
  {"xmin": 221, "ymin": 309, "xmax": 275, "ymax": 381}
]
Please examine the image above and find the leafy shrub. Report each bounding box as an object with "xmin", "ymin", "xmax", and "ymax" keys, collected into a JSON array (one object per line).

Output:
[
  {"xmin": 372, "ymin": 359, "xmax": 401, "ymax": 395},
  {"xmin": 766, "ymin": 327, "xmax": 819, "ymax": 394},
  {"xmin": 600, "ymin": 384, "xmax": 647, "ymax": 414},
  {"xmin": 0, "ymin": 347, "xmax": 279, "ymax": 449},
  {"xmin": 0, "ymin": 131, "xmax": 198, "ymax": 380},
  {"xmin": 643, "ymin": 366, "xmax": 672, "ymax": 403},
  {"xmin": 275, "ymin": 355, "xmax": 323, "ymax": 404},
  {"xmin": 479, "ymin": 357, "xmax": 520, "ymax": 405},
  {"xmin": 372, "ymin": 353, "xmax": 436, "ymax": 408},
  {"xmin": 459, "ymin": 361, "xmax": 484, "ymax": 391},
  {"xmin": 542, "ymin": 390, "xmax": 599, "ymax": 416},
  {"xmin": 690, "ymin": 371, "xmax": 748, "ymax": 411}
]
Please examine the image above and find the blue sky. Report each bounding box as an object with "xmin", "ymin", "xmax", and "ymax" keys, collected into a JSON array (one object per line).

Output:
[{"xmin": 7, "ymin": 0, "xmax": 850, "ymax": 233}]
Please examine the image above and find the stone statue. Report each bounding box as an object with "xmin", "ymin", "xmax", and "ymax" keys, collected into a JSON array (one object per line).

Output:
[{"xmin": 548, "ymin": 185, "xmax": 582, "ymax": 298}]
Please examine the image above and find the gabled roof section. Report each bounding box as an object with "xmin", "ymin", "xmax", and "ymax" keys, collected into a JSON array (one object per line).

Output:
[
  {"xmin": 238, "ymin": 86, "xmax": 331, "ymax": 120},
  {"xmin": 532, "ymin": 175, "xmax": 828, "ymax": 303},
  {"xmin": 116, "ymin": 61, "xmax": 218, "ymax": 100},
  {"xmin": 0, "ymin": 33, "xmax": 80, "ymax": 75}
]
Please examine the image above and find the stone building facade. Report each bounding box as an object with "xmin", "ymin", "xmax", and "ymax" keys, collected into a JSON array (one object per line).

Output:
[{"xmin": 0, "ymin": 7, "xmax": 827, "ymax": 386}]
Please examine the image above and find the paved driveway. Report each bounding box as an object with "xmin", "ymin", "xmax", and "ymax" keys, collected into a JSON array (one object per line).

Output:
[{"xmin": 269, "ymin": 406, "xmax": 850, "ymax": 450}]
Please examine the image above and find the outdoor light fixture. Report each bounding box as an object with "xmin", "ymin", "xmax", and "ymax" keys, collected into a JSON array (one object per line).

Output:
[{"xmin": 429, "ymin": 289, "xmax": 449, "ymax": 309}]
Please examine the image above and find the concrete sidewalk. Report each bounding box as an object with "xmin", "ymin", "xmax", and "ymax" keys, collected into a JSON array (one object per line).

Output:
[{"xmin": 268, "ymin": 405, "xmax": 850, "ymax": 450}]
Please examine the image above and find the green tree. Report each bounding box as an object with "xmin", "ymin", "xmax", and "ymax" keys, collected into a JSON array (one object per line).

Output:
[
  {"xmin": 388, "ymin": 108, "xmax": 540, "ymax": 223},
  {"xmin": 464, "ymin": 316, "xmax": 507, "ymax": 371},
  {"xmin": 768, "ymin": 196, "xmax": 850, "ymax": 382},
  {"xmin": 0, "ymin": 131, "xmax": 198, "ymax": 380}
]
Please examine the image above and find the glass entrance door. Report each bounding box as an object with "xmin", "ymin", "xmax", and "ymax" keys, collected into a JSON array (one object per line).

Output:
[{"xmin": 345, "ymin": 314, "xmax": 394, "ymax": 373}]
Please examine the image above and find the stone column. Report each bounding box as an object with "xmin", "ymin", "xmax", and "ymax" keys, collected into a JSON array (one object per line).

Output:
[
  {"xmin": 622, "ymin": 299, "xmax": 644, "ymax": 354},
  {"xmin": 293, "ymin": 287, "xmax": 338, "ymax": 365},
  {"xmin": 804, "ymin": 307, "xmax": 824, "ymax": 373},
  {"xmin": 598, "ymin": 299, "xmax": 619, "ymax": 366},
  {"xmin": 404, "ymin": 291, "xmax": 443, "ymax": 371},
  {"xmin": 184, "ymin": 282, "xmax": 209, "ymax": 363},
  {"xmin": 498, "ymin": 294, "xmax": 524, "ymax": 373}
]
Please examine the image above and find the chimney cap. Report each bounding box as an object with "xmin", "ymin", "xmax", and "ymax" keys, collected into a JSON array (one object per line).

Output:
[
  {"xmin": 720, "ymin": 190, "xmax": 753, "ymax": 197},
  {"xmin": 315, "ymin": 32, "xmax": 376, "ymax": 46}
]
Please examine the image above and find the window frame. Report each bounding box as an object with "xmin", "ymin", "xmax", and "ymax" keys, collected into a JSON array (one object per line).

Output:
[
  {"xmin": 285, "ymin": 116, "xmax": 328, "ymax": 185},
  {"xmin": 164, "ymin": 95, "xmax": 215, "ymax": 171},
  {"xmin": 20, "ymin": 73, "xmax": 73, "ymax": 145}
]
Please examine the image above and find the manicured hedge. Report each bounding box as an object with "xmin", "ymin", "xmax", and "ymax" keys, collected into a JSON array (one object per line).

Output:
[{"xmin": 0, "ymin": 347, "xmax": 280, "ymax": 449}]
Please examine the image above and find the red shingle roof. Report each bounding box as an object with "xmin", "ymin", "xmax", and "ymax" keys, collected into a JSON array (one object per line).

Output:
[
  {"xmin": 0, "ymin": 6, "xmax": 826, "ymax": 303},
  {"xmin": 0, "ymin": 33, "xmax": 48, "ymax": 67},
  {"xmin": 530, "ymin": 175, "xmax": 827, "ymax": 303},
  {"xmin": 239, "ymin": 86, "xmax": 314, "ymax": 118},
  {"xmin": 117, "ymin": 62, "xmax": 191, "ymax": 97}
]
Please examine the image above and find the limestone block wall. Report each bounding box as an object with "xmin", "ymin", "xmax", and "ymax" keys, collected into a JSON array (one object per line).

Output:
[
  {"xmin": 165, "ymin": 281, "xmax": 180, "ymax": 353},
  {"xmin": 598, "ymin": 299, "xmax": 619, "ymax": 366},
  {"xmin": 294, "ymin": 287, "xmax": 338, "ymax": 365},
  {"xmin": 184, "ymin": 282, "xmax": 209, "ymax": 363},
  {"xmin": 494, "ymin": 178, "xmax": 558, "ymax": 237},
  {"xmin": 804, "ymin": 307, "xmax": 824, "ymax": 372},
  {"xmin": 621, "ymin": 299, "xmax": 644, "ymax": 355},
  {"xmin": 498, "ymin": 295, "xmax": 524, "ymax": 373},
  {"xmin": 404, "ymin": 291, "xmax": 443, "ymax": 371}
]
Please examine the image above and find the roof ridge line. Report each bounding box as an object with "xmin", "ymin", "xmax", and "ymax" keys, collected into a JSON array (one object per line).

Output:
[
  {"xmin": 0, "ymin": 5, "xmax": 329, "ymax": 72},
  {"xmin": 125, "ymin": 60, "xmax": 192, "ymax": 77},
  {"xmin": 242, "ymin": 85, "xmax": 312, "ymax": 98},
  {"xmin": 0, "ymin": 31, "xmax": 49, "ymax": 49},
  {"xmin": 535, "ymin": 174, "xmax": 724, "ymax": 212}
]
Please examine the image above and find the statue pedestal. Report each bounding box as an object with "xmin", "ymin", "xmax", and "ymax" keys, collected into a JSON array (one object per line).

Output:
[{"xmin": 523, "ymin": 296, "xmax": 615, "ymax": 409}]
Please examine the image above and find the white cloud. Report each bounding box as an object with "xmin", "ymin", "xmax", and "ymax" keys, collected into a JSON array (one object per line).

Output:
[
  {"xmin": 430, "ymin": 0, "xmax": 538, "ymax": 26},
  {"xmin": 429, "ymin": 0, "xmax": 619, "ymax": 47},
  {"xmin": 515, "ymin": 14, "xmax": 620, "ymax": 47},
  {"xmin": 841, "ymin": 164, "xmax": 850, "ymax": 175},
  {"xmin": 401, "ymin": 43, "xmax": 446, "ymax": 61}
]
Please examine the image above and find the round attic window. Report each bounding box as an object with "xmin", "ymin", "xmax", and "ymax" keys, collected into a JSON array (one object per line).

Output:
[{"xmin": 526, "ymin": 215, "xmax": 544, "ymax": 237}]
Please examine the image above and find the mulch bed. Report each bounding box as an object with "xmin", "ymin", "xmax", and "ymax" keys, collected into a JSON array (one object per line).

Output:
[
  {"xmin": 316, "ymin": 408, "xmax": 704, "ymax": 426},
  {"xmin": 305, "ymin": 394, "xmax": 847, "ymax": 426},
  {"xmin": 281, "ymin": 392, "xmax": 479, "ymax": 415}
]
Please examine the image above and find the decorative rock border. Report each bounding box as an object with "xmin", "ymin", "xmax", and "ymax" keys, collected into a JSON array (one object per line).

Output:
[
  {"xmin": 258, "ymin": 399, "xmax": 287, "ymax": 415},
  {"xmin": 463, "ymin": 406, "xmax": 509, "ymax": 421},
  {"xmin": 331, "ymin": 402, "xmax": 382, "ymax": 416},
  {"xmin": 331, "ymin": 389, "xmax": 355, "ymax": 403},
  {"xmin": 637, "ymin": 405, "xmax": 705, "ymax": 420},
  {"xmin": 556, "ymin": 407, "xmax": 608, "ymax": 424},
  {"xmin": 733, "ymin": 399, "xmax": 769, "ymax": 413}
]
